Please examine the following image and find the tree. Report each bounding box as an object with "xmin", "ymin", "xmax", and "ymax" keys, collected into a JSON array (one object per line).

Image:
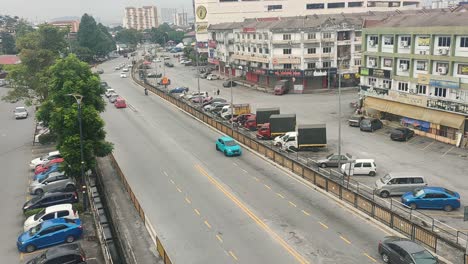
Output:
[
  {"xmin": 167, "ymin": 31, "xmax": 184, "ymax": 43},
  {"xmin": 77, "ymin": 14, "xmax": 115, "ymax": 58},
  {"xmin": 37, "ymin": 54, "xmax": 112, "ymax": 178},
  {"xmin": 0, "ymin": 32, "xmax": 16, "ymax": 54},
  {"xmin": 158, "ymin": 23, "xmax": 172, "ymax": 33},
  {"xmin": 115, "ymin": 28, "xmax": 142, "ymax": 45},
  {"xmin": 2, "ymin": 24, "xmax": 67, "ymax": 103}
]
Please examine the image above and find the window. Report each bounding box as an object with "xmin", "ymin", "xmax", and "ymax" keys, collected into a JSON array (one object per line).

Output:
[
  {"xmin": 242, "ymin": 47, "xmax": 245, "ymax": 51},
  {"xmin": 323, "ymin": 61, "xmax": 331, "ymax": 68},
  {"xmin": 248, "ymin": 47, "xmax": 251, "ymax": 52},
  {"xmin": 399, "ymin": 59, "xmax": 410, "ymax": 71},
  {"xmin": 258, "ymin": 34, "xmax": 262, "ymax": 40},
  {"xmin": 306, "ymin": 3, "xmax": 325, "ymax": 9},
  {"xmin": 323, "ymin": 47, "xmax": 331, "ymax": 53},
  {"xmin": 368, "ymin": 77, "xmax": 377, "ymax": 85},
  {"xmin": 307, "ymin": 62, "xmax": 316, "ymax": 69},
  {"xmin": 57, "ymin": 211, "xmax": 70, "ymax": 217},
  {"xmin": 398, "ymin": 82, "xmax": 409, "ymax": 92},
  {"xmin": 438, "ymin": 36, "xmax": 451, "ymax": 47},
  {"xmin": 283, "ymin": 34, "xmax": 291, "ymax": 41},
  {"xmin": 259, "ymin": 48, "xmax": 263, "ymax": 53},
  {"xmin": 355, "ymin": 45, "xmax": 361, "ymax": 52},
  {"xmin": 253, "ymin": 47, "xmax": 257, "ymax": 53},
  {"xmin": 283, "ymin": 64, "xmax": 292, "ymax": 69},
  {"xmin": 383, "ymin": 36, "xmax": 394, "ymax": 45},
  {"xmin": 457, "ymin": 64, "xmax": 468, "ymax": 75},
  {"xmin": 434, "ymin": 87, "xmax": 447, "ymax": 97},
  {"xmin": 383, "ymin": 79, "xmax": 392, "ymax": 88},
  {"xmin": 368, "ymin": 36, "xmax": 378, "ymax": 46},
  {"xmin": 416, "ymin": 84, "xmax": 427, "ymax": 95},
  {"xmin": 363, "ymin": 163, "xmax": 372, "ymax": 168},
  {"xmin": 383, "ymin": 58, "xmax": 392, "ymax": 67},
  {"xmin": 322, "ymin": 32, "xmax": 332, "ymax": 39},
  {"xmin": 253, "ymin": 34, "xmax": 256, "ymax": 39},
  {"xmin": 43, "ymin": 213, "xmax": 55, "ymax": 220},
  {"xmin": 242, "ymin": 34, "xmax": 245, "ymax": 39},
  {"xmin": 328, "ymin": 2, "xmax": 345, "ymax": 8},
  {"xmin": 412, "ymin": 178, "xmax": 424, "ymax": 184},
  {"xmin": 264, "ymin": 48, "xmax": 269, "ymax": 54},
  {"xmin": 247, "ymin": 34, "xmax": 250, "ymax": 39},
  {"xmin": 283, "ymin": 48, "xmax": 292, "ymax": 55},
  {"xmin": 400, "ymin": 36, "xmax": 411, "ymax": 47},
  {"xmin": 237, "ymin": 46, "xmax": 240, "ymax": 51},
  {"xmin": 348, "ymin": 1, "xmax": 363, "ymax": 7},
  {"xmin": 307, "ymin": 33, "xmax": 316, "ymax": 39},
  {"xmin": 461, "ymin": 37, "xmax": 468, "ymax": 48},
  {"xmin": 416, "ymin": 61, "xmax": 427, "ymax": 71},
  {"xmin": 267, "ymin": 5, "xmax": 282, "ymax": 11},
  {"xmin": 307, "ymin": 48, "xmax": 316, "ymax": 54},
  {"xmin": 354, "ymin": 59, "xmax": 361, "ymax": 66}
]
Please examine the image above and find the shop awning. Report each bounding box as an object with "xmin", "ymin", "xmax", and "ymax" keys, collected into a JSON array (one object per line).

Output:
[{"xmin": 364, "ymin": 97, "xmax": 465, "ymax": 129}]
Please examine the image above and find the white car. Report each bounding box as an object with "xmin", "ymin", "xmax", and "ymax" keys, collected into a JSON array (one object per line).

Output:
[
  {"xmin": 153, "ymin": 58, "xmax": 161, "ymax": 62},
  {"xmin": 274, "ymin": 132, "xmax": 297, "ymax": 147},
  {"xmin": 105, "ymin": 88, "xmax": 116, "ymax": 97},
  {"xmin": 122, "ymin": 68, "xmax": 129, "ymax": 72},
  {"xmin": 120, "ymin": 73, "xmax": 127, "ymax": 78},
  {"xmin": 30, "ymin": 150, "xmax": 61, "ymax": 169},
  {"xmin": 206, "ymin": 74, "xmax": 220, "ymax": 80},
  {"xmin": 14, "ymin": 107, "xmax": 28, "ymax": 119},
  {"xmin": 341, "ymin": 159, "xmax": 377, "ymax": 176},
  {"xmin": 23, "ymin": 204, "xmax": 79, "ymax": 231}
]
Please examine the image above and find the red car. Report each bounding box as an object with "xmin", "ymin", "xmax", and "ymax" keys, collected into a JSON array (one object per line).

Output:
[
  {"xmin": 114, "ymin": 97, "xmax": 127, "ymax": 108},
  {"xmin": 34, "ymin": 158, "xmax": 64, "ymax": 175}
]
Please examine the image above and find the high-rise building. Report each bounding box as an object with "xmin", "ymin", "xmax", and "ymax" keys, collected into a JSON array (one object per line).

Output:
[
  {"xmin": 174, "ymin": 12, "xmax": 188, "ymax": 26},
  {"xmin": 161, "ymin": 8, "xmax": 177, "ymax": 24},
  {"xmin": 194, "ymin": 0, "xmax": 422, "ymax": 47},
  {"xmin": 123, "ymin": 6, "xmax": 159, "ymax": 30}
]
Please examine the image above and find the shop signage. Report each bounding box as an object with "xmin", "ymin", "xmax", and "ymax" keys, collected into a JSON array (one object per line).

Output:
[
  {"xmin": 253, "ymin": 68, "xmax": 267, "ymax": 75},
  {"xmin": 429, "ymin": 76, "xmax": 460, "ymax": 89},
  {"xmin": 417, "ymin": 37, "xmax": 430, "ymax": 46},
  {"xmin": 388, "ymin": 90, "xmax": 427, "ymax": 107},
  {"xmin": 196, "ymin": 23, "xmax": 208, "ymax": 33},
  {"xmin": 427, "ymin": 99, "xmax": 468, "ymax": 115},
  {"xmin": 359, "ymin": 67, "xmax": 390, "ymax": 78},
  {"xmin": 268, "ymin": 69, "xmax": 303, "ymax": 77},
  {"xmin": 417, "ymin": 74, "xmax": 430, "ymax": 85},
  {"xmin": 208, "ymin": 58, "xmax": 220, "ymax": 65},
  {"xmin": 359, "ymin": 67, "xmax": 370, "ymax": 76},
  {"xmin": 196, "ymin": 5, "xmax": 207, "ymax": 20},
  {"xmin": 243, "ymin": 27, "xmax": 256, "ymax": 33},
  {"xmin": 313, "ymin": 71, "xmax": 327, "ymax": 77}
]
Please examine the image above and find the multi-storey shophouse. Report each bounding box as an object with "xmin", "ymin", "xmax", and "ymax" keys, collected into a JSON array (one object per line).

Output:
[{"xmin": 360, "ymin": 13, "xmax": 468, "ymax": 146}]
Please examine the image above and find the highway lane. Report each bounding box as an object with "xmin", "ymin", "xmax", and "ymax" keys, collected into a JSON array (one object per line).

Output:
[{"xmin": 100, "ymin": 58, "xmax": 389, "ymax": 263}]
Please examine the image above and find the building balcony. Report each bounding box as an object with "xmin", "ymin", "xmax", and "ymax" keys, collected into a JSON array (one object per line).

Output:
[
  {"xmin": 208, "ymin": 40, "xmax": 217, "ymax": 48},
  {"xmin": 232, "ymin": 53, "xmax": 269, "ymax": 63},
  {"xmin": 337, "ymin": 39, "xmax": 352, "ymax": 45},
  {"xmin": 303, "ymin": 38, "xmax": 321, "ymax": 43},
  {"xmin": 272, "ymin": 39, "xmax": 295, "ymax": 44},
  {"xmin": 303, "ymin": 53, "xmax": 321, "ymax": 59},
  {"xmin": 272, "ymin": 56, "xmax": 301, "ymax": 64}
]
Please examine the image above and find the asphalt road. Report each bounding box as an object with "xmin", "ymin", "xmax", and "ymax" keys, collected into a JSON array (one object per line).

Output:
[
  {"xmin": 0, "ymin": 88, "xmax": 35, "ymax": 263},
  {"xmin": 100, "ymin": 57, "xmax": 393, "ymax": 264},
  {"xmin": 155, "ymin": 54, "xmax": 468, "ymax": 230}
]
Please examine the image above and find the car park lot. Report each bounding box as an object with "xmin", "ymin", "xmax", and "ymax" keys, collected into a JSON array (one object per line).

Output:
[{"xmin": 152, "ymin": 54, "xmax": 468, "ymax": 232}]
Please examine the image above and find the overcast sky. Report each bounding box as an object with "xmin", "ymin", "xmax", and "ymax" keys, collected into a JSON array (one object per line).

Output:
[{"xmin": 0, "ymin": 0, "xmax": 192, "ymax": 25}]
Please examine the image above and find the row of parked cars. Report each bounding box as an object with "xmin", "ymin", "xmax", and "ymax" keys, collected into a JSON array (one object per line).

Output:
[
  {"xmin": 348, "ymin": 114, "xmax": 415, "ymax": 141},
  {"xmin": 19, "ymin": 150, "xmax": 87, "ymax": 263}
]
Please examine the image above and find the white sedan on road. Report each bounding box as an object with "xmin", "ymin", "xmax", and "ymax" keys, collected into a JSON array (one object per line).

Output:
[
  {"xmin": 120, "ymin": 72, "xmax": 127, "ymax": 78},
  {"xmin": 206, "ymin": 74, "xmax": 220, "ymax": 80}
]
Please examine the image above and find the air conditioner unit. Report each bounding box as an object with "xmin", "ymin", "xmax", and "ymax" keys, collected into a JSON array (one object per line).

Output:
[
  {"xmin": 368, "ymin": 40, "xmax": 375, "ymax": 46},
  {"xmin": 400, "ymin": 64, "xmax": 408, "ymax": 71},
  {"xmin": 437, "ymin": 66, "xmax": 447, "ymax": 75},
  {"xmin": 438, "ymin": 48, "xmax": 449, "ymax": 55},
  {"xmin": 369, "ymin": 60, "xmax": 376, "ymax": 67},
  {"xmin": 370, "ymin": 81, "xmax": 376, "ymax": 87},
  {"xmin": 400, "ymin": 41, "xmax": 409, "ymax": 47},
  {"xmin": 383, "ymin": 83, "xmax": 390, "ymax": 89},
  {"xmin": 409, "ymin": 88, "xmax": 416, "ymax": 94}
]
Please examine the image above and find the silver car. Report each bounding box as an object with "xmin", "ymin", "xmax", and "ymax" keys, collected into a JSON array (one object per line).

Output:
[
  {"xmin": 14, "ymin": 107, "xmax": 28, "ymax": 119},
  {"xmin": 29, "ymin": 172, "xmax": 76, "ymax": 195}
]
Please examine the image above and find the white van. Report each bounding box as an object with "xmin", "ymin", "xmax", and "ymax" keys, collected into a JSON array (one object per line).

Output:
[
  {"xmin": 374, "ymin": 173, "xmax": 427, "ymax": 198},
  {"xmin": 341, "ymin": 159, "xmax": 376, "ymax": 176},
  {"xmin": 23, "ymin": 204, "xmax": 79, "ymax": 231}
]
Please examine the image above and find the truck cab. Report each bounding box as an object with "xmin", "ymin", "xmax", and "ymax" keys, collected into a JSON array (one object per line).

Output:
[
  {"xmin": 244, "ymin": 116, "xmax": 257, "ymax": 131},
  {"xmin": 274, "ymin": 132, "xmax": 297, "ymax": 147},
  {"xmin": 256, "ymin": 123, "xmax": 271, "ymax": 139},
  {"xmin": 274, "ymin": 80, "xmax": 292, "ymax": 95}
]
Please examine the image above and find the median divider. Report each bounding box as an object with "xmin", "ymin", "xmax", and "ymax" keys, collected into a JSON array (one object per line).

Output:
[
  {"xmin": 108, "ymin": 153, "xmax": 172, "ymax": 264},
  {"xmin": 133, "ymin": 64, "xmax": 466, "ymax": 264}
]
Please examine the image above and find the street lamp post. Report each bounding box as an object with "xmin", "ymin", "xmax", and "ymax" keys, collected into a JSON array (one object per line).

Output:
[
  {"xmin": 66, "ymin": 93, "xmax": 87, "ymax": 212},
  {"xmin": 336, "ymin": 56, "xmax": 349, "ymax": 171},
  {"xmin": 195, "ymin": 46, "xmax": 202, "ymax": 108}
]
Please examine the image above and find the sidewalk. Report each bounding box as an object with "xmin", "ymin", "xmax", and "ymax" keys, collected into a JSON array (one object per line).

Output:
[{"xmin": 97, "ymin": 156, "xmax": 161, "ymax": 264}]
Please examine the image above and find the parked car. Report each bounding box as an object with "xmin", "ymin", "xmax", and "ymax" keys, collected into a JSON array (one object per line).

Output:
[
  {"xmin": 216, "ymin": 136, "xmax": 242, "ymax": 157},
  {"xmin": 108, "ymin": 94, "xmax": 119, "ymax": 103},
  {"xmin": 30, "ymin": 151, "xmax": 61, "ymax": 169},
  {"xmin": 114, "ymin": 66, "xmax": 121, "ymax": 71},
  {"xmin": 401, "ymin": 187, "xmax": 460, "ymax": 211},
  {"xmin": 378, "ymin": 236, "xmax": 438, "ymax": 264},
  {"xmin": 24, "ymin": 203, "xmax": 79, "ymax": 232},
  {"xmin": 25, "ymin": 243, "xmax": 86, "ymax": 264},
  {"xmin": 17, "ymin": 218, "xmax": 83, "ymax": 253},
  {"xmin": 33, "ymin": 166, "xmax": 62, "ymax": 182},
  {"xmin": 191, "ymin": 96, "xmax": 213, "ymax": 104},
  {"xmin": 374, "ymin": 173, "xmax": 427, "ymax": 198},
  {"xmin": 206, "ymin": 74, "xmax": 220, "ymax": 80},
  {"xmin": 122, "ymin": 68, "xmax": 129, "ymax": 72},
  {"xmin": 169, "ymin": 87, "xmax": 189, "ymax": 94},
  {"xmin": 96, "ymin": 69, "xmax": 104, "ymax": 74},
  {"xmin": 360, "ymin": 118, "xmax": 383, "ymax": 132},
  {"xmin": 185, "ymin": 92, "xmax": 205, "ymax": 100},
  {"xmin": 165, "ymin": 62, "xmax": 174, "ymax": 67},
  {"xmin": 147, "ymin": 72, "xmax": 162, "ymax": 78},
  {"xmin": 114, "ymin": 97, "xmax": 127, "ymax": 108},
  {"xmin": 203, "ymin": 98, "xmax": 226, "ymax": 107},
  {"xmin": 29, "ymin": 173, "xmax": 76, "ymax": 195},
  {"xmin": 105, "ymin": 89, "xmax": 116, "ymax": 97},
  {"xmin": 223, "ymin": 80, "xmax": 237, "ymax": 87},
  {"xmin": 23, "ymin": 191, "xmax": 79, "ymax": 212},
  {"xmin": 390, "ymin": 127, "xmax": 415, "ymax": 141},
  {"xmin": 317, "ymin": 153, "xmax": 353, "ymax": 168},
  {"xmin": 200, "ymin": 72, "xmax": 210, "ymax": 79},
  {"xmin": 348, "ymin": 114, "xmax": 364, "ymax": 127},
  {"xmin": 153, "ymin": 58, "xmax": 161, "ymax": 62},
  {"xmin": 14, "ymin": 106, "xmax": 28, "ymax": 119},
  {"xmin": 35, "ymin": 158, "xmax": 64, "ymax": 175},
  {"xmin": 208, "ymin": 102, "xmax": 230, "ymax": 113},
  {"xmin": 120, "ymin": 72, "xmax": 127, "ymax": 78},
  {"xmin": 341, "ymin": 159, "xmax": 377, "ymax": 176},
  {"xmin": 232, "ymin": 113, "xmax": 255, "ymax": 126}
]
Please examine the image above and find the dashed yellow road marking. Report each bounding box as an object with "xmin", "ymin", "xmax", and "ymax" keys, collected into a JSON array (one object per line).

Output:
[
  {"xmin": 216, "ymin": 234, "xmax": 223, "ymax": 243},
  {"xmin": 194, "ymin": 209, "xmax": 201, "ymax": 216},
  {"xmin": 176, "ymin": 187, "xmax": 182, "ymax": 193},
  {"xmin": 264, "ymin": 184, "xmax": 272, "ymax": 190},
  {"xmin": 364, "ymin": 253, "xmax": 377, "ymax": 263},
  {"xmin": 301, "ymin": 210, "xmax": 310, "ymax": 216},
  {"xmin": 318, "ymin": 222, "xmax": 329, "ymax": 229},
  {"xmin": 276, "ymin": 193, "xmax": 285, "ymax": 199},
  {"xmin": 204, "ymin": 220, "xmax": 212, "ymax": 229},
  {"xmin": 185, "ymin": 197, "xmax": 191, "ymax": 204},
  {"xmin": 163, "ymin": 171, "xmax": 168, "ymax": 177},
  {"xmin": 229, "ymin": 251, "xmax": 238, "ymax": 261},
  {"xmin": 170, "ymin": 179, "xmax": 175, "ymax": 184},
  {"xmin": 340, "ymin": 235, "xmax": 351, "ymax": 244},
  {"xmin": 289, "ymin": 201, "xmax": 297, "ymax": 207}
]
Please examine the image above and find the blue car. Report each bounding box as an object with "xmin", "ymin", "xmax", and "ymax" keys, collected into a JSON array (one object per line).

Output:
[
  {"xmin": 17, "ymin": 218, "xmax": 82, "ymax": 253},
  {"xmin": 33, "ymin": 164, "xmax": 61, "ymax": 181},
  {"xmin": 216, "ymin": 136, "xmax": 242, "ymax": 157},
  {"xmin": 169, "ymin": 86, "xmax": 189, "ymax": 94},
  {"xmin": 401, "ymin": 187, "xmax": 460, "ymax": 212}
]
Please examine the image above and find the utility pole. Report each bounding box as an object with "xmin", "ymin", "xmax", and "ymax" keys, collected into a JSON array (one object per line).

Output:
[
  {"xmin": 336, "ymin": 56, "xmax": 348, "ymax": 171},
  {"xmin": 196, "ymin": 45, "xmax": 201, "ymax": 108}
]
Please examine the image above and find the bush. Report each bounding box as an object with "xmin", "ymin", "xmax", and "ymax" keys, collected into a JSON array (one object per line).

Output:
[
  {"xmin": 38, "ymin": 133, "xmax": 56, "ymax": 144},
  {"xmin": 23, "ymin": 202, "xmax": 84, "ymax": 217}
]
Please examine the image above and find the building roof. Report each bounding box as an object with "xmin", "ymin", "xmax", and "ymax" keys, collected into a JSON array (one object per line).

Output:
[
  {"xmin": 366, "ymin": 12, "xmax": 468, "ymax": 28},
  {"xmin": 0, "ymin": 55, "xmax": 21, "ymax": 65}
]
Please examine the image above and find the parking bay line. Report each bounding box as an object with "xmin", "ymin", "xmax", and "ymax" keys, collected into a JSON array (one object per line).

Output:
[
  {"xmin": 421, "ymin": 141, "xmax": 435, "ymax": 150},
  {"xmin": 442, "ymin": 146, "xmax": 454, "ymax": 157}
]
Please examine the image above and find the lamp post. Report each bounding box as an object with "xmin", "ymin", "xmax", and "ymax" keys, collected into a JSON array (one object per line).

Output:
[
  {"xmin": 66, "ymin": 93, "xmax": 87, "ymax": 211},
  {"xmin": 195, "ymin": 45, "xmax": 202, "ymax": 108},
  {"xmin": 336, "ymin": 56, "xmax": 349, "ymax": 171}
]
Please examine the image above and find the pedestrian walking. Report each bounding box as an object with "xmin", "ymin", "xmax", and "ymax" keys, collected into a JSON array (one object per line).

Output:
[
  {"xmin": 216, "ymin": 89, "xmax": 220, "ymax": 96},
  {"xmin": 205, "ymin": 91, "xmax": 208, "ymax": 97}
]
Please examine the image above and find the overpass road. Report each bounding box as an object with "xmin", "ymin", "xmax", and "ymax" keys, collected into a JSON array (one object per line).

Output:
[{"xmin": 100, "ymin": 58, "xmax": 392, "ymax": 264}]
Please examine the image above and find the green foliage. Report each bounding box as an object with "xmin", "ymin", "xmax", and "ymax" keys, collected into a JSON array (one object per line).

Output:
[
  {"xmin": 115, "ymin": 28, "xmax": 142, "ymax": 46},
  {"xmin": 37, "ymin": 54, "xmax": 112, "ymax": 178},
  {"xmin": 158, "ymin": 23, "xmax": 172, "ymax": 33},
  {"xmin": 77, "ymin": 14, "xmax": 115, "ymax": 59},
  {"xmin": 167, "ymin": 31, "xmax": 184, "ymax": 43},
  {"xmin": 38, "ymin": 132, "xmax": 56, "ymax": 144},
  {"xmin": 0, "ymin": 32, "xmax": 16, "ymax": 54}
]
